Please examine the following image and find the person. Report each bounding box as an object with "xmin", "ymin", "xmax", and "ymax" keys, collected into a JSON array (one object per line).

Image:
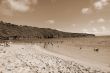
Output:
[
  {"xmin": 80, "ymin": 47, "xmax": 82, "ymax": 50},
  {"xmin": 4, "ymin": 41, "xmax": 10, "ymax": 47},
  {"xmin": 94, "ymin": 48, "xmax": 99, "ymax": 52}
]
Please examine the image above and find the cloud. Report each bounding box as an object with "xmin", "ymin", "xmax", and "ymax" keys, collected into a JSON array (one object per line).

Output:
[
  {"xmin": 82, "ymin": 26, "xmax": 108, "ymax": 35},
  {"xmin": 100, "ymin": 26, "xmax": 110, "ymax": 35},
  {"xmin": 0, "ymin": 0, "xmax": 37, "ymax": 15},
  {"xmin": 94, "ymin": 0, "xmax": 108, "ymax": 10},
  {"xmin": 88, "ymin": 18, "xmax": 105, "ymax": 25},
  {"xmin": 81, "ymin": 8, "xmax": 92, "ymax": 15},
  {"xmin": 92, "ymin": 27, "xmax": 100, "ymax": 34},
  {"xmin": 7, "ymin": 0, "xmax": 29, "ymax": 12},
  {"xmin": 100, "ymin": 26, "xmax": 106, "ymax": 31},
  {"xmin": 97, "ymin": 18, "xmax": 105, "ymax": 23},
  {"xmin": 81, "ymin": 0, "xmax": 109, "ymax": 15},
  {"xmin": 94, "ymin": 1, "xmax": 103, "ymax": 10},
  {"xmin": 47, "ymin": 20, "xmax": 55, "ymax": 24},
  {"xmin": 92, "ymin": 27, "xmax": 108, "ymax": 35}
]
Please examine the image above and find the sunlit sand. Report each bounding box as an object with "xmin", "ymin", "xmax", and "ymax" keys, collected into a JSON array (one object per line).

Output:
[{"xmin": 0, "ymin": 37, "xmax": 110, "ymax": 73}]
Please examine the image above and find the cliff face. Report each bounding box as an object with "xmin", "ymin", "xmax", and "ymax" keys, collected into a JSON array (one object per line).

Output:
[{"xmin": 0, "ymin": 21, "xmax": 95, "ymax": 40}]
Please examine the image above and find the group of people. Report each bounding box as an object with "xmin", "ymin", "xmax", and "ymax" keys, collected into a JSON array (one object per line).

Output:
[
  {"xmin": 80, "ymin": 47, "xmax": 99, "ymax": 52},
  {"xmin": 0, "ymin": 41, "xmax": 10, "ymax": 47}
]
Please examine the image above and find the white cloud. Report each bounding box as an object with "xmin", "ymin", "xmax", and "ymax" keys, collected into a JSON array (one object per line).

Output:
[
  {"xmin": 101, "ymin": 26, "xmax": 106, "ymax": 31},
  {"xmin": 81, "ymin": 0, "xmax": 109, "ymax": 15},
  {"xmin": 97, "ymin": 18, "xmax": 105, "ymax": 23},
  {"xmin": 94, "ymin": 1, "xmax": 103, "ymax": 10},
  {"xmin": 92, "ymin": 27, "xmax": 109, "ymax": 35},
  {"xmin": 92, "ymin": 28, "xmax": 99, "ymax": 33},
  {"xmin": 8, "ymin": 0, "xmax": 30, "ymax": 12},
  {"xmin": 94, "ymin": 0, "xmax": 108, "ymax": 10},
  {"xmin": 81, "ymin": 8, "xmax": 92, "ymax": 15},
  {"xmin": 101, "ymin": 0, "xmax": 108, "ymax": 6},
  {"xmin": 89, "ymin": 18, "xmax": 105, "ymax": 25},
  {"xmin": 0, "ymin": 0, "xmax": 37, "ymax": 15},
  {"xmin": 47, "ymin": 20, "xmax": 55, "ymax": 24}
]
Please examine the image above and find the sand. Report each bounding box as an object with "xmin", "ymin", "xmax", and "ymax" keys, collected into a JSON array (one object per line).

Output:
[
  {"xmin": 41, "ymin": 37, "xmax": 110, "ymax": 71},
  {"xmin": 0, "ymin": 41, "xmax": 110, "ymax": 73}
]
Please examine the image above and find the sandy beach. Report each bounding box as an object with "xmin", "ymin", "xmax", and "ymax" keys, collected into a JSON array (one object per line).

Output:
[
  {"xmin": 0, "ymin": 39, "xmax": 110, "ymax": 73},
  {"xmin": 1, "ymin": 0, "xmax": 110, "ymax": 72},
  {"xmin": 44, "ymin": 37, "xmax": 110, "ymax": 71}
]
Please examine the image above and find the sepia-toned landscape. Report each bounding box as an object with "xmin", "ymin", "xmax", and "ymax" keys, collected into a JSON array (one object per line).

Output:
[
  {"xmin": 0, "ymin": 22, "xmax": 110, "ymax": 73},
  {"xmin": 0, "ymin": 0, "xmax": 110, "ymax": 73}
]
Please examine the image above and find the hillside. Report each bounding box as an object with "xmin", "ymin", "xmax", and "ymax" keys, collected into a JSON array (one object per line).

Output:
[{"xmin": 0, "ymin": 21, "xmax": 95, "ymax": 40}]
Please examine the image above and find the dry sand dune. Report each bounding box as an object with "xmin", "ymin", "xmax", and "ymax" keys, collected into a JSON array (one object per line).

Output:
[{"xmin": 0, "ymin": 42, "xmax": 110, "ymax": 73}]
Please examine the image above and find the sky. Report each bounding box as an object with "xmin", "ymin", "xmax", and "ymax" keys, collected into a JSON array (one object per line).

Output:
[{"xmin": 0, "ymin": 0, "xmax": 110, "ymax": 35}]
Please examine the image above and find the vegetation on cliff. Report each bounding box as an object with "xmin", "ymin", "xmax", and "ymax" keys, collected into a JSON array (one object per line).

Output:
[{"xmin": 0, "ymin": 21, "xmax": 95, "ymax": 40}]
